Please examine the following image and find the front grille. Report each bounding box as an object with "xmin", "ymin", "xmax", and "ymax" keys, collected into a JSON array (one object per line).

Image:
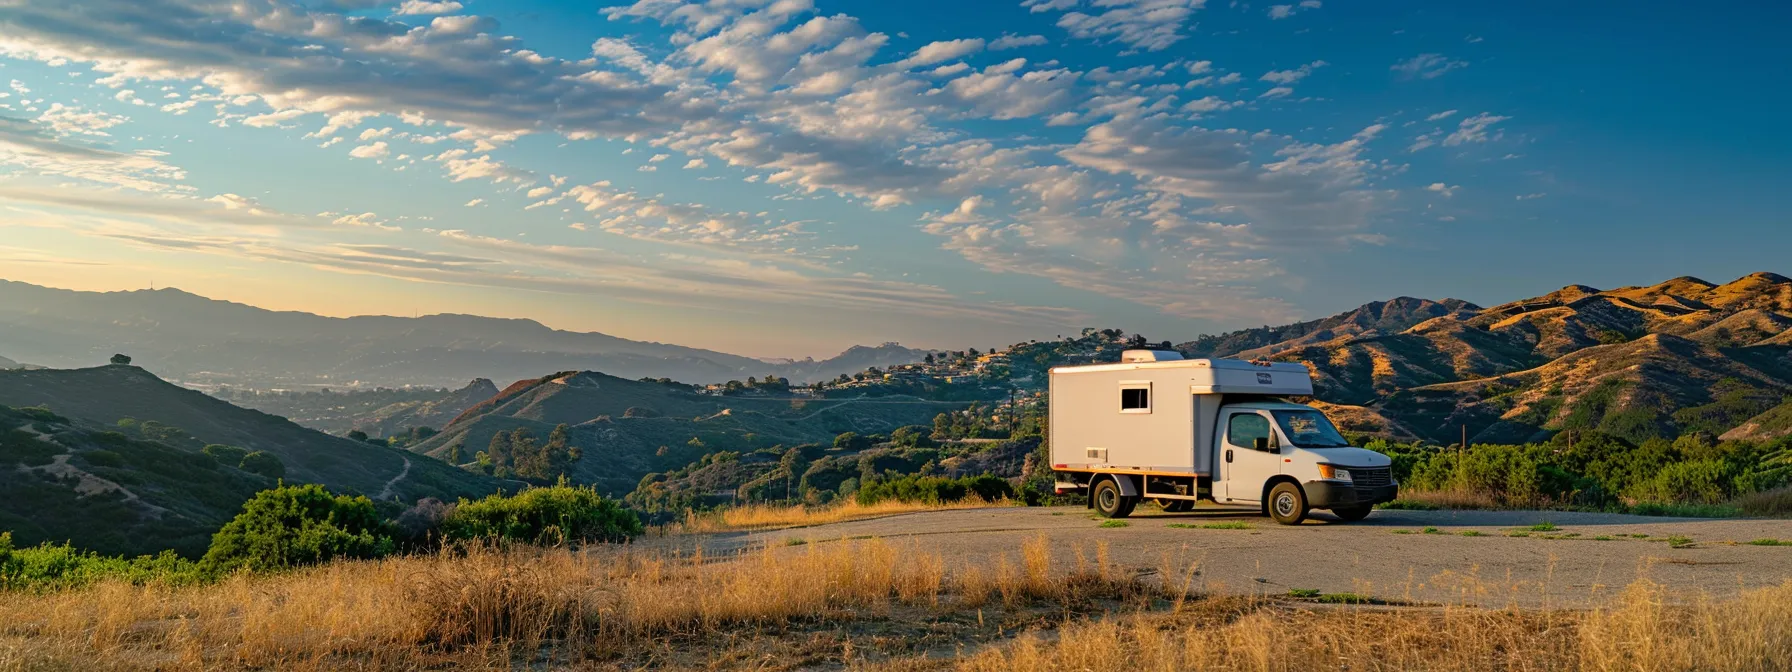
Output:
[{"xmin": 1351, "ymin": 467, "xmax": 1392, "ymax": 488}]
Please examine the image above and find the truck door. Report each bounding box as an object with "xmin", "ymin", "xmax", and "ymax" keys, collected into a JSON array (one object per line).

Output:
[{"xmin": 1217, "ymin": 410, "xmax": 1282, "ymax": 504}]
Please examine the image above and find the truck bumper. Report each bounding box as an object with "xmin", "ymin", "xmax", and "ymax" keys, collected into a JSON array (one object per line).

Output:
[{"xmin": 1303, "ymin": 480, "xmax": 1399, "ymax": 508}]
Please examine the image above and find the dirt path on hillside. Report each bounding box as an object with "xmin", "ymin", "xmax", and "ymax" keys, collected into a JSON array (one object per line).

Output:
[
  {"xmin": 665, "ymin": 507, "xmax": 1792, "ymax": 608},
  {"xmin": 376, "ymin": 458, "xmax": 411, "ymax": 500}
]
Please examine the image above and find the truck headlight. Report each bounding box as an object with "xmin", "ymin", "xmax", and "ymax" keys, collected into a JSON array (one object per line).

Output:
[{"xmin": 1317, "ymin": 465, "xmax": 1352, "ymax": 482}]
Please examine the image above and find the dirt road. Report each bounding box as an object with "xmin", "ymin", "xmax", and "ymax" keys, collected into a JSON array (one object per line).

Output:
[{"xmin": 684, "ymin": 506, "xmax": 1792, "ymax": 607}]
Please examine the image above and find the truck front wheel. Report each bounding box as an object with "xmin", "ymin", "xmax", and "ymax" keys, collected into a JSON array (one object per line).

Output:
[
  {"xmin": 1092, "ymin": 478, "xmax": 1136, "ymax": 518},
  {"xmin": 1267, "ymin": 482, "xmax": 1308, "ymax": 525}
]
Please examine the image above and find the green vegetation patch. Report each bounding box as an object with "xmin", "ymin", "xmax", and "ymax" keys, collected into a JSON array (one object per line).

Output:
[
  {"xmin": 1746, "ymin": 538, "xmax": 1791, "ymax": 546},
  {"xmin": 1098, "ymin": 520, "xmax": 1129, "ymax": 528}
]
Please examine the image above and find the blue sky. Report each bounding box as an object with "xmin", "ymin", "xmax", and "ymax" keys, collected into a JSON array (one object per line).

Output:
[{"xmin": 0, "ymin": 0, "xmax": 1787, "ymax": 357}]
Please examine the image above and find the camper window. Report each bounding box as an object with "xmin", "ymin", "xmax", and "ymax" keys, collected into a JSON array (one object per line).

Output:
[{"xmin": 1119, "ymin": 383, "xmax": 1151, "ymax": 413}]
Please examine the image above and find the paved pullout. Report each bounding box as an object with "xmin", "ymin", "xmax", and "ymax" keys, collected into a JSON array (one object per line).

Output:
[{"xmin": 677, "ymin": 506, "xmax": 1792, "ymax": 608}]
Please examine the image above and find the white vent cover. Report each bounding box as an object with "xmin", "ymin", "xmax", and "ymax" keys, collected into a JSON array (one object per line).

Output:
[
  {"xmin": 1120, "ymin": 349, "xmax": 1184, "ymax": 363},
  {"xmin": 1085, "ymin": 447, "xmax": 1108, "ymax": 461}
]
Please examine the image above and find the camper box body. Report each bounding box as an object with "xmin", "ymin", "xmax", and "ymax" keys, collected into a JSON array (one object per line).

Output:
[{"xmin": 1048, "ymin": 353, "xmax": 1316, "ymax": 480}]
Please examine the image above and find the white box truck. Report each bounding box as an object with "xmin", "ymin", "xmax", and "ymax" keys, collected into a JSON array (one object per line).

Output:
[{"xmin": 1049, "ymin": 350, "xmax": 1397, "ymax": 524}]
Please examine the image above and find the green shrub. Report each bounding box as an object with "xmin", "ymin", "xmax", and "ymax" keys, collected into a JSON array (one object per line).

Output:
[
  {"xmin": 0, "ymin": 532, "xmax": 201, "ymax": 591},
  {"xmin": 201, "ymin": 484, "xmax": 395, "ymax": 573},
  {"xmin": 855, "ymin": 473, "xmax": 1013, "ymax": 506},
  {"xmin": 203, "ymin": 444, "xmax": 250, "ymax": 465},
  {"xmin": 237, "ymin": 451, "xmax": 285, "ymax": 479},
  {"xmin": 442, "ymin": 483, "xmax": 642, "ymax": 545}
]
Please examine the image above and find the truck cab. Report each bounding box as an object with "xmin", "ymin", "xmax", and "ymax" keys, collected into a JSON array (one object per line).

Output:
[
  {"xmin": 1048, "ymin": 350, "xmax": 1397, "ymax": 524},
  {"xmin": 1207, "ymin": 400, "xmax": 1397, "ymax": 524}
]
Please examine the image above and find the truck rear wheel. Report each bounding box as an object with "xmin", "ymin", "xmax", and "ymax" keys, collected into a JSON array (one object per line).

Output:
[
  {"xmin": 1332, "ymin": 505, "xmax": 1373, "ymax": 522},
  {"xmin": 1092, "ymin": 478, "xmax": 1135, "ymax": 518},
  {"xmin": 1267, "ymin": 482, "xmax": 1308, "ymax": 525}
]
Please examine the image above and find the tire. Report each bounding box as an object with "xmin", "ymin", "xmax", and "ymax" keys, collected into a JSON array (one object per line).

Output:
[
  {"xmin": 1092, "ymin": 478, "xmax": 1134, "ymax": 518},
  {"xmin": 1267, "ymin": 482, "xmax": 1308, "ymax": 525},
  {"xmin": 1158, "ymin": 499, "xmax": 1195, "ymax": 513},
  {"xmin": 1331, "ymin": 505, "xmax": 1373, "ymax": 522}
]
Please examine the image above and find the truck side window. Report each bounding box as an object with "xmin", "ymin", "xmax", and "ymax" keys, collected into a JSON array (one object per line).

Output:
[
  {"xmin": 1119, "ymin": 385, "xmax": 1150, "ymax": 413},
  {"xmin": 1228, "ymin": 413, "xmax": 1271, "ymax": 449}
]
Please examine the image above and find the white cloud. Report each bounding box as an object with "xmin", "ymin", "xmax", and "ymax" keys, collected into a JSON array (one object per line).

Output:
[
  {"xmin": 348, "ymin": 141, "xmax": 390, "ymax": 159},
  {"xmin": 1260, "ymin": 60, "xmax": 1326, "ymax": 85},
  {"xmin": 1181, "ymin": 96, "xmax": 1239, "ymax": 113},
  {"xmin": 241, "ymin": 109, "xmax": 308, "ymax": 128},
  {"xmin": 395, "ymin": 0, "xmax": 464, "ymax": 15},
  {"xmin": 464, "ymin": 198, "xmax": 484, "ymax": 207},
  {"xmin": 1257, "ymin": 86, "xmax": 1293, "ymax": 99},
  {"xmin": 1426, "ymin": 182, "xmax": 1459, "ymax": 197},
  {"xmin": 0, "ymin": 115, "xmax": 187, "ymax": 192},
  {"xmin": 1516, "ymin": 192, "xmax": 1545, "ymax": 200},
  {"xmin": 1267, "ymin": 0, "xmax": 1320, "ymax": 19},
  {"xmin": 1392, "ymin": 53, "xmax": 1469, "ymax": 79},
  {"xmin": 1022, "ymin": 0, "xmax": 1206, "ymax": 52},
  {"xmin": 432, "ymin": 149, "xmax": 535, "ymax": 184},
  {"xmin": 37, "ymin": 104, "xmax": 127, "ymax": 136},
  {"xmin": 989, "ymin": 34, "xmax": 1049, "ymax": 50},
  {"xmin": 525, "ymin": 186, "xmax": 555, "ymax": 199},
  {"xmin": 898, "ymin": 39, "xmax": 985, "ymax": 68},
  {"xmin": 1444, "ymin": 112, "xmax": 1509, "ymax": 146},
  {"xmin": 1425, "ymin": 109, "xmax": 1458, "ymax": 122},
  {"xmin": 684, "ymin": 158, "xmax": 708, "ymax": 169}
]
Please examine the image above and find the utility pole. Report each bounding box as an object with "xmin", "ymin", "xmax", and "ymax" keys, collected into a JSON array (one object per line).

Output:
[{"xmin": 1009, "ymin": 388, "xmax": 1017, "ymax": 436}]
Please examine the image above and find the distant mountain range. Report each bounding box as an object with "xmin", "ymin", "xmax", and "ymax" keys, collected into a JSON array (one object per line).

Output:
[
  {"xmin": 1190, "ymin": 273, "xmax": 1792, "ymax": 446},
  {"xmin": 0, "ymin": 280, "xmax": 933, "ymax": 389}
]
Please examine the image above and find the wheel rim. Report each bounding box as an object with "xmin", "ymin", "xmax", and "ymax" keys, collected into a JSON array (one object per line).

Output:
[
  {"xmin": 1274, "ymin": 492, "xmax": 1297, "ymax": 517},
  {"xmin": 1098, "ymin": 487, "xmax": 1117, "ymax": 512}
]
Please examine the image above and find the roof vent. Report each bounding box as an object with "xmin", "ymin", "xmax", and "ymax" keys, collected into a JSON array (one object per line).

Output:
[{"xmin": 1120, "ymin": 349, "xmax": 1184, "ymax": 363}]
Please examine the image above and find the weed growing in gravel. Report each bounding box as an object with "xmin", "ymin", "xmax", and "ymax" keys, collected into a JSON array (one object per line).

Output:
[
  {"xmin": 1528, "ymin": 522, "xmax": 1561, "ymax": 532},
  {"xmin": 1746, "ymin": 538, "xmax": 1791, "ymax": 546},
  {"xmin": 1460, "ymin": 530, "xmax": 1487, "ymax": 537},
  {"xmin": 1421, "ymin": 527, "xmax": 1444, "ymax": 535},
  {"xmin": 1594, "ymin": 535, "xmax": 1614, "ymax": 541},
  {"xmin": 1200, "ymin": 522, "xmax": 1252, "ymax": 530},
  {"xmin": 1098, "ymin": 520, "xmax": 1129, "ymax": 528},
  {"xmin": 1507, "ymin": 531, "xmax": 1531, "ymax": 538},
  {"xmin": 1391, "ymin": 529, "xmax": 1413, "ymax": 535},
  {"xmin": 1665, "ymin": 535, "xmax": 1696, "ymax": 548},
  {"xmin": 785, "ymin": 538, "xmax": 808, "ymax": 546},
  {"xmin": 1287, "ymin": 588, "xmax": 1320, "ymax": 598}
]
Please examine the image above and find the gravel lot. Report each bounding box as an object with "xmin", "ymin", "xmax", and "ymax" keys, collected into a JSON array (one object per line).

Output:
[{"xmin": 680, "ymin": 506, "xmax": 1792, "ymax": 608}]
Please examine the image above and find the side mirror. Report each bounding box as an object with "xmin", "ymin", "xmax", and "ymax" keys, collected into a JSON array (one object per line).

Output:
[{"xmin": 1252, "ymin": 437, "xmax": 1269, "ymax": 451}]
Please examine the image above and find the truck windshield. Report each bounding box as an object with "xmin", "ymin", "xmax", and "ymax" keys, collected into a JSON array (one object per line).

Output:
[{"xmin": 1271, "ymin": 410, "xmax": 1352, "ymax": 448}]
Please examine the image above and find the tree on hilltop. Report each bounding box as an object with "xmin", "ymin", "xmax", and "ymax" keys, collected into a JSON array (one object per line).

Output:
[{"xmin": 109, "ymin": 353, "xmax": 132, "ymax": 366}]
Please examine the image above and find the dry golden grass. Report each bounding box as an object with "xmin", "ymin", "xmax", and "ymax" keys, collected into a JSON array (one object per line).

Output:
[
  {"xmin": 946, "ymin": 580, "xmax": 1792, "ymax": 672},
  {"xmin": 0, "ymin": 536, "xmax": 1138, "ymax": 671},
  {"xmin": 671, "ymin": 498, "xmax": 1004, "ymax": 533},
  {"xmin": 1736, "ymin": 485, "xmax": 1792, "ymax": 517},
  {"xmin": 2, "ymin": 535, "xmax": 1788, "ymax": 671}
]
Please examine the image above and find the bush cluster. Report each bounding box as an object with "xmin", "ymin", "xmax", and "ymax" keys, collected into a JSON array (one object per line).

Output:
[
  {"xmin": 1, "ymin": 481, "xmax": 642, "ymax": 591},
  {"xmin": 855, "ymin": 473, "xmax": 1013, "ymax": 506},
  {"xmin": 441, "ymin": 481, "xmax": 643, "ymax": 545},
  {"xmin": 1370, "ymin": 430, "xmax": 1792, "ymax": 509}
]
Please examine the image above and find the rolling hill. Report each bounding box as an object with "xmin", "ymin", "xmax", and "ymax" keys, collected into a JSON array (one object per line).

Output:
[
  {"xmin": 409, "ymin": 371, "xmax": 968, "ymax": 495},
  {"xmin": 0, "ymin": 365, "xmax": 504, "ymax": 506},
  {"xmin": 1196, "ymin": 272, "xmax": 1792, "ymax": 445},
  {"xmin": 0, "ymin": 280, "xmax": 930, "ymax": 389}
]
